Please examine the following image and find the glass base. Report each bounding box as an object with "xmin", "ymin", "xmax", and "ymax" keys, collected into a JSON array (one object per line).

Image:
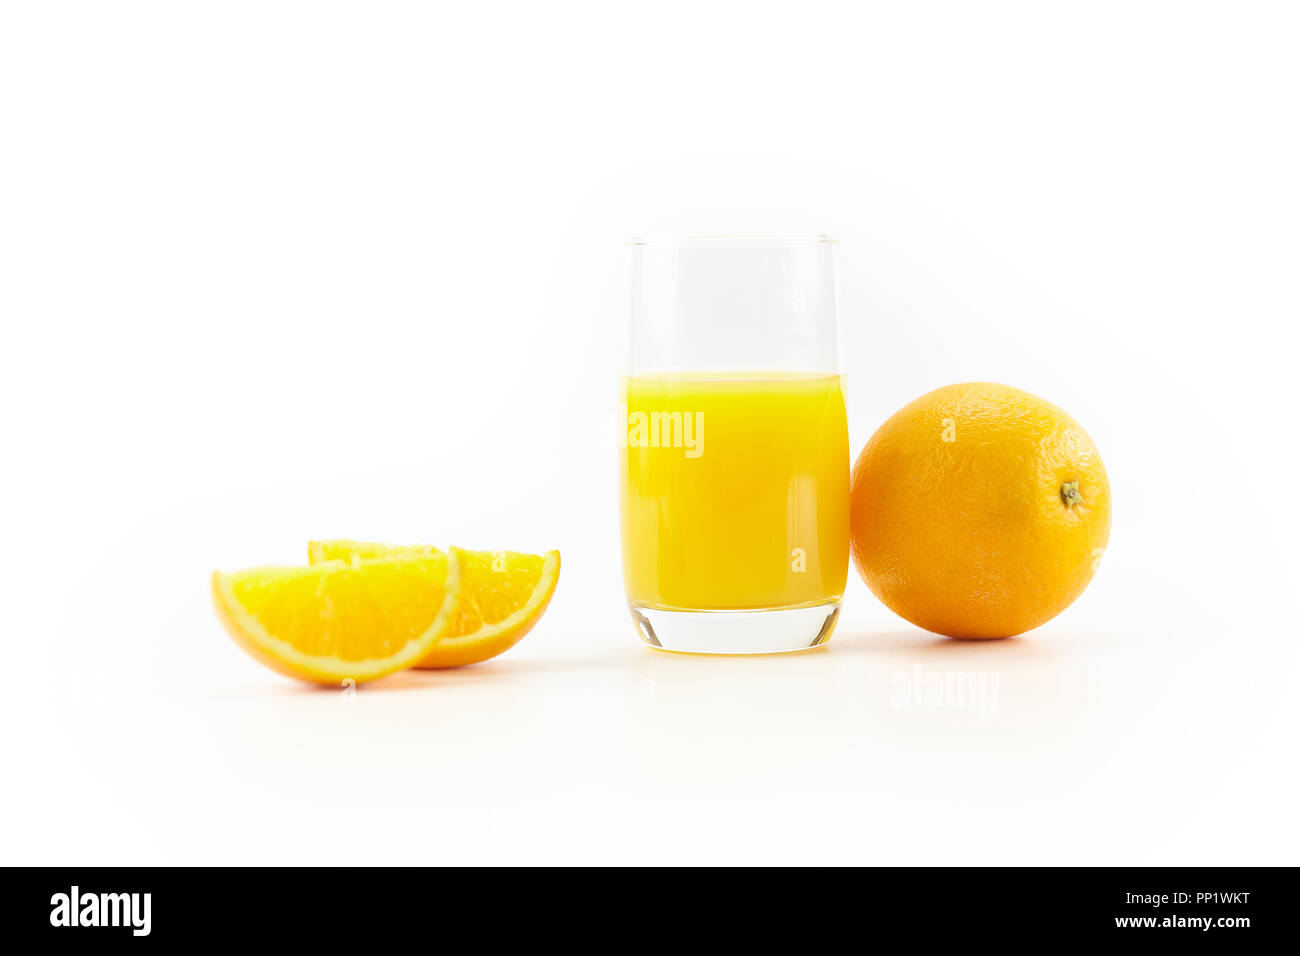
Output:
[{"xmin": 629, "ymin": 601, "xmax": 841, "ymax": 655}]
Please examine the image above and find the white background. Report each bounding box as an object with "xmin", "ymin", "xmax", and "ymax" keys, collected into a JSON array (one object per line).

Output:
[{"xmin": 3, "ymin": 1, "xmax": 1297, "ymax": 865}]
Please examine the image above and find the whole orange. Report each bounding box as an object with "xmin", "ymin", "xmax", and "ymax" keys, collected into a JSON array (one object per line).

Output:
[{"xmin": 850, "ymin": 382, "xmax": 1110, "ymax": 639}]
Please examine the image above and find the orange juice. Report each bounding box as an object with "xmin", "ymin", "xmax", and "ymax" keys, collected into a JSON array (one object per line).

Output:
[{"xmin": 620, "ymin": 371, "xmax": 849, "ymax": 610}]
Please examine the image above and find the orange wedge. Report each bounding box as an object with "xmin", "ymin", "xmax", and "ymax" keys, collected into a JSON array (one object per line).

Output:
[
  {"xmin": 212, "ymin": 550, "xmax": 460, "ymax": 685},
  {"xmin": 308, "ymin": 541, "xmax": 560, "ymax": 668}
]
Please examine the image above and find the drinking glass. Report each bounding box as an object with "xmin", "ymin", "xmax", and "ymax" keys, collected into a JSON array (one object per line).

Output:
[{"xmin": 620, "ymin": 235, "xmax": 849, "ymax": 654}]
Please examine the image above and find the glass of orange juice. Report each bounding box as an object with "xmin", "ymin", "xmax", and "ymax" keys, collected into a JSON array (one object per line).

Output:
[{"xmin": 620, "ymin": 235, "xmax": 849, "ymax": 653}]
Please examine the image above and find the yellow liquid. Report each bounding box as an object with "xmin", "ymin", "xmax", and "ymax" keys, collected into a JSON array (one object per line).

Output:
[{"xmin": 620, "ymin": 371, "xmax": 849, "ymax": 611}]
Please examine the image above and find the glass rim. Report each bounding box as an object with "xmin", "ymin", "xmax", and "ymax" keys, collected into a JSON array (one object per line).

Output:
[{"xmin": 629, "ymin": 233, "xmax": 838, "ymax": 246}]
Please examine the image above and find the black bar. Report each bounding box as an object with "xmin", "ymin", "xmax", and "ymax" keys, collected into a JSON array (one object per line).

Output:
[{"xmin": 8, "ymin": 867, "xmax": 1291, "ymax": 944}]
